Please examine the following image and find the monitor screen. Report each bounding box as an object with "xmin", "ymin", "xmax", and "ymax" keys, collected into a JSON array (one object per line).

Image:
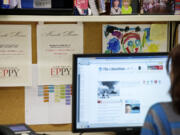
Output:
[{"xmin": 72, "ymin": 53, "xmax": 171, "ymax": 133}]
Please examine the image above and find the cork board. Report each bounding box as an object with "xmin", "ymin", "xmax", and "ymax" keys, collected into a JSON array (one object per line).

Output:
[{"xmin": 0, "ymin": 21, "xmax": 169, "ymax": 132}]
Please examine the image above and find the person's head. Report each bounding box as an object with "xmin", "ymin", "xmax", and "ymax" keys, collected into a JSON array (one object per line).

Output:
[
  {"xmin": 125, "ymin": 104, "xmax": 132, "ymax": 113},
  {"xmin": 113, "ymin": 0, "xmax": 120, "ymax": 8},
  {"xmin": 166, "ymin": 45, "xmax": 180, "ymax": 113},
  {"xmin": 122, "ymin": 0, "xmax": 131, "ymax": 7}
]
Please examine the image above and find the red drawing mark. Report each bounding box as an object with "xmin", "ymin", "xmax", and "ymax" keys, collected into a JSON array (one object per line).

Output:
[
  {"xmin": 135, "ymin": 48, "xmax": 139, "ymax": 53},
  {"xmin": 126, "ymin": 47, "xmax": 131, "ymax": 54},
  {"xmin": 124, "ymin": 36, "xmax": 139, "ymax": 44},
  {"xmin": 121, "ymin": 33, "xmax": 141, "ymax": 46}
]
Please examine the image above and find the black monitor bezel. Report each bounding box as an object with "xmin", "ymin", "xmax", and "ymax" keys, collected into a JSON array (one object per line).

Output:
[{"xmin": 72, "ymin": 52, "xmax": 169, "ymax": 133}]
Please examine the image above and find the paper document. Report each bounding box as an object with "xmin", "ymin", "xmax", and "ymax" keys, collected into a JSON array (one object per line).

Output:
[
  {"xmin": 33, "ymin": 0, "xmax": 51, "ymax": 8},
  {"xmin": 25, "ymin": 65, "xmax": 72, "ymax": 125},
  {"xmin": 37, "ymin": 24, "xmax": 83, "ymax": 85},
  {"xmin": 0, "ymin": 25, "xmax": 32, "ymax": 86}
]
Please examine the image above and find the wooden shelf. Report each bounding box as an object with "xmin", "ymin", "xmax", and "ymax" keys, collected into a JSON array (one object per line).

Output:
[{"xmin": 0, "ymin": 15, "xmax": 180, "ymax": 22}]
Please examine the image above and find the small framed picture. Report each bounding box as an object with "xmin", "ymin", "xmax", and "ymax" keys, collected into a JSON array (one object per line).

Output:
[
  {"xmin": 110, "ymin": 0, "xmax": 139, "ymax": 15},
  {"xmin": 141, "ymin": 0, "xmax": 175, "ymax": 14}
]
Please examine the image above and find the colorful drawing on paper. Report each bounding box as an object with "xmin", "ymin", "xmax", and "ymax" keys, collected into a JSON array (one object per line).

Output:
[
  {"xmin": 103, "ymin": 24, "xmax": 168, "ymax": 54},
  {"xmin": 38, "ymin": 85, "xmax": 72, "ymax": 105}
]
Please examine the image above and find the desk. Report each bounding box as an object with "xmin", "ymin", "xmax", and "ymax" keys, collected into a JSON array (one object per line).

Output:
[{"xmin": 38, "ymin": 132, "xmax": 115, "ymax": 135}]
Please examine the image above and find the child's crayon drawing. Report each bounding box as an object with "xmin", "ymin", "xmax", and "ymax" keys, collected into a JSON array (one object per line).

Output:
[{"xmin": 103, "ymin": 24, "xmax": 168, "ymax": 54}]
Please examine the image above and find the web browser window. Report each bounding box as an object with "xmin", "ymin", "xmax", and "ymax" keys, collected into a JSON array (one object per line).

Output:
[{"xmin": 76, "ymin": 55, "xmax": 171, "ymax": 129}]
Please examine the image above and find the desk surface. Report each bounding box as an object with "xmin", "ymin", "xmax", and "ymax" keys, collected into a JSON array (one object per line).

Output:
[{"xmin": 38, "ymin": 132, "xmax": 115, "ymax": 135}]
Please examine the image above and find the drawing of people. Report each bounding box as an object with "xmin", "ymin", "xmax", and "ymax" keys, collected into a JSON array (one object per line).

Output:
[
  {"xmin": 111, "ymin": 0, "xmax": 121, "ymax": 15},
  {"xmin": 121, "ymin": 0, "xmax": 132, "ymax": 14},
  {"xmin": 121, "ymin": 32, "xmax": 142, "ymax": 53}
]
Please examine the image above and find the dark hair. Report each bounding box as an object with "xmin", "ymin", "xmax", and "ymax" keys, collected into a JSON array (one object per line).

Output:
[
  {"xmin": 126, "ymin": 104, "xmax": 132, "ymax": 107},
  {"xmin": 166, "ymin": 45, "xmax": 180, "ymax": 114},
  {"xmin": 112, "ymin": 0, "xmax": 120, "ymax": 7}
]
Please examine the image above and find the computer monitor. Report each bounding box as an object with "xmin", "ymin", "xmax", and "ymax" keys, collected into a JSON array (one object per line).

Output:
[{"xmin": 72, "ymin": 53, "xmax": 171, "ymax": 135}]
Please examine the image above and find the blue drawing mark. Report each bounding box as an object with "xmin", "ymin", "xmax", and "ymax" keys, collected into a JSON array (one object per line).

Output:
[
  {"xmin": 135, "ymin": 40, "xmax": 141, "ymax": 47},
  {"xmin": 128, "ymin": 40, "xmax": 133, "ymax": 47},
  {"xmin": 107, "ymin": 38, "xmax": 121, "ymax": 53},
  {"xmin": 144, "ymin": 28, "xmax": 151, "ymax": 42}
]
